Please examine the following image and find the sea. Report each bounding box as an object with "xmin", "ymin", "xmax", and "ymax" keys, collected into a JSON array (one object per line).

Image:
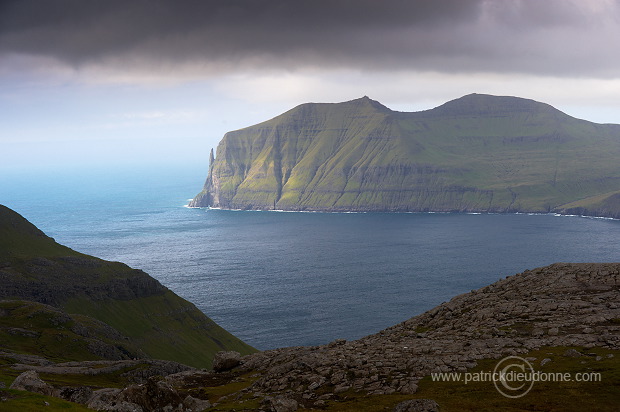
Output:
[{"xmin": 2, "ymin": 165, "xmax": 620, "ymax": 350}]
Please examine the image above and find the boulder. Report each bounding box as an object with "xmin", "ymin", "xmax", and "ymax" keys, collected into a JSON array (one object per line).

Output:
[
  {"xmin": 9, "ymin": 370, "xmax": 58, "ymax": 397},
  {"xmin": 182, "ymin": 394, "xmax": 211, "ymax": 411},
  {"xmin": 86, "ymin": 388, "xmax": 123, "ymax": 410},
  {"xmin": 564, "ymin": 349, "xmax": 582, "ymax": 358},
  {"xmin": 212, "ymin": 351, "xmax": 241, "ymax": 372},
  {"xmin": 59, "ymin": 385, "xmax": 93, "ymax": 404},
  {"xmin": 118, "ymin": 376, "xmax": 183, "ymax": 410},
  {"xmin": 270, "ymin": 396, "xmax": 299, "ymax": 412}
]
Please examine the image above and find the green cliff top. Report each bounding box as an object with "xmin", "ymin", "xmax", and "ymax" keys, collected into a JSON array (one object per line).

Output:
[{"xmin": 191, "ymin": 94, "xmax": 620, "ymax": 217}]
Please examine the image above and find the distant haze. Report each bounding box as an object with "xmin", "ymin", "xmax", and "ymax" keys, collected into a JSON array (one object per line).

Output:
[{"xmin": 1, "ymin": 0, "xmax": 620, "ymax": 171}]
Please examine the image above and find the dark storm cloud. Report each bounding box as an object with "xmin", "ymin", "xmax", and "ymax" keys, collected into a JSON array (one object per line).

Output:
[{"xmin": 1, "ymin": 0, "xmax": 618, "ymax": 77}]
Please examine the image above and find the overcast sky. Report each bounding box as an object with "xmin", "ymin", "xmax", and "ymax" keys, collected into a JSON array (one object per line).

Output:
[{"xmin": 2, "ymin": 0, "xmax": 620, "ymax": 171}]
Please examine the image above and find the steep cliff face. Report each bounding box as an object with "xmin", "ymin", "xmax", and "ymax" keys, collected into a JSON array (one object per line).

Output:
[{"xmin": 190, "ymin": 94, "xmax": 620, "ymax": 216}]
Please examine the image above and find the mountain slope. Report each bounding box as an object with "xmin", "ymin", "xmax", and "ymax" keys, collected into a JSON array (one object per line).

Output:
[
  {"xmin": 0, "ymin": 205, "xmax": 256, "ymax": 368},
  {"xmin": 190, "ymin": 94, "xmax": 620, "ymax": 216}
]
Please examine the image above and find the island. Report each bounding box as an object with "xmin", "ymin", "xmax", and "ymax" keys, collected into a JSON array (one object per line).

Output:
[{"xmin": 191, "ymin": 94, "xmax": 620, "ymax": 218}]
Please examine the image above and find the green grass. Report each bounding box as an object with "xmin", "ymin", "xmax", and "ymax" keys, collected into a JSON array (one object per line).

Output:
[
  {"xmin": 0, "ymin": 205, "xmax": 83, "ymax": 260},
  {"xmin": 38, "ymin": 364, "xmax": 151, "ymax": 389},
  {"xmin": 414, "ymin": 346, "xmax": 620, "ymax": 411},
  {"xmin": 414, "ymin": 326, "xmax": 431, "ymax": 333},
  {"xmin": 0, "ymin": 363, "xmax": 143, "ymax": 391},
  {"xmin": 0, "ymin": 389, "xmax": 90, "ymax": 411},
  {"xmin": 63, "ymin": 292, "xmax": 256, "ymax": 369},
  {"xmin": 296, "ymin": 393, "xmax": 418, "ymax": 412},
  {"xmin": 0, "ymin": 300, "xmax": 126, "ymax": 363}
]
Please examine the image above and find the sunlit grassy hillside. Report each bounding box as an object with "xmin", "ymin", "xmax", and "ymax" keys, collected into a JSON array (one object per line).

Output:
[{"xmin": 191, "ymin": 94, "xmax": 620, "ymax": 217}]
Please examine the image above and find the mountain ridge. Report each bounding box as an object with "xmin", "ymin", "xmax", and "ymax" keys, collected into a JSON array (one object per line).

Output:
[
  {"xmin": 190, "ymin": 94, "xmax": 620, "ymax": 217},
  {"xmin": 426, "ymin": 93, "xmax": 564, "ymax": 117}
]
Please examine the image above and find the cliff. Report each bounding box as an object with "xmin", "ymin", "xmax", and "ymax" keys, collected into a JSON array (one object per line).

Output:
[
  {"xmin": 190, "ymin": 94, "xmax": 620, "ymax": 217},
  {"xmin": 0, "ymin": 205, "xmax": 256, "ymax": 369}
]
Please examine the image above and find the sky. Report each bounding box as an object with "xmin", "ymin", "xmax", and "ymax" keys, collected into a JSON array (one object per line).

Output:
[{"xmin": 2, "ymin": 0, "xmax": 620, "ymax": 172}]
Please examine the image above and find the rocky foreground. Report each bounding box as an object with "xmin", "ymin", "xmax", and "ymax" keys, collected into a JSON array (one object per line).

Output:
[
  {"xmin": 240, "ymin": 263, "xmax": 620, "ymax": 399},
  {"xmin": 5, "ymin": 262, "xmax": 620, "ymax": 411}
]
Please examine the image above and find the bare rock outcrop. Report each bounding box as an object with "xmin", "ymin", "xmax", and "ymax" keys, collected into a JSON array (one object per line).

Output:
[{"xmin": 238, "ymin": 263, "xmax": 620, "ymax": 400}]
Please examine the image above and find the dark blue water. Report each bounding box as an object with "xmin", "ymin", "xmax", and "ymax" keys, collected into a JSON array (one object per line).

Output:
[{"xmin": 2, "ymin": 166, "xmax": 620, "ymax": 349}]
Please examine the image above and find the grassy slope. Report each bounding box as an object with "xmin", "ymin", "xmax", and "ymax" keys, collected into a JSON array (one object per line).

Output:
[
  {"xmin": 0, "ymin": 205, "xmax": 81, "ymax": 260},
  {"xmin": 0, "ymin": 391, "xmax": 91, "ymax": 411},
  {"xmin": 62, "ymin": 292, "xmax": 254, "ymax": 368},
  {"xmin": 0, "ymin": 300, "xmax": 142, "ymax": 362},
  {"xmin": 402, "ymin": 95, "xmax": 620, "ymax": 210},
  {"xmin": 556, "ymin": 190, "xmax": 620, "ymax": 218},
  {"xmin": 0, "ymin": 205, "xmax": 256, "ymax": 369},
  {"xmin": 193, "ymin": 94, "xmax": 620, "ymax": 215}
]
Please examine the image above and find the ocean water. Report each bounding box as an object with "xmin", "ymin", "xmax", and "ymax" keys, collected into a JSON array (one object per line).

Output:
[{"xmin": 2, "ymin": 166, "xmax": 620, "ymax": 350}]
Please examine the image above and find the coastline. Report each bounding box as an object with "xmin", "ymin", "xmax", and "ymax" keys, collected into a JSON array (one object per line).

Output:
[{"xmin": 184, "ymin": 204, "xmax": 620, "ymax": 221}]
